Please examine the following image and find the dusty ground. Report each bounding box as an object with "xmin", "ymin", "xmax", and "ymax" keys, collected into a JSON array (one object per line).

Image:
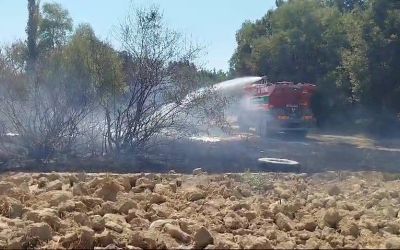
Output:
[{"xmin": 0, "ymin": 171, "xmax": 400, "ymax": 249}]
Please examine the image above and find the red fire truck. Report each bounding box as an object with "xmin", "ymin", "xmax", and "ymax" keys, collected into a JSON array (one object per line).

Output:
[{"xmin": 237, "ymin": 79, "xmax": 317, "ymax": 136}]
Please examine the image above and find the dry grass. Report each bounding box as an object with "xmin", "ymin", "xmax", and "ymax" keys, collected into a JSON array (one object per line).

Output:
[{"xmin": 241, "ymin": 170, "xmax": 269, "ymax": 192}]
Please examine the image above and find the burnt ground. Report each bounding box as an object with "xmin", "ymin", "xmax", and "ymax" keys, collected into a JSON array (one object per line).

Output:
[
  {"xmin": 1, "ymin": 130, "xmax": 399, "ymax": 174},
  {"xmin": 149, "ymin": 130, "xmax": 400, "ymax": 174}
]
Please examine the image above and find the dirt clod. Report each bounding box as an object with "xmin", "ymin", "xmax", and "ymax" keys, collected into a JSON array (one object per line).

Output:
[
  {"xmin": 385, "ymin": 237, "xmax": 400, "ymax": 249},
  {"xmin": 328, "ymin": 184, "xmax": 341, "ymax": 196},
  {"xmin": 275, "ymin": 212, "xmax": 294, "ymax": 231},
  {"xmin": 27, "ymin": 222, "xmax": 53, "ymax": 241},
  {"xmin": 194, "ymin": 227, "xmax": 213, "ymax": 248},
  {"xmin": 164, "ymin": 223, "xmax": 192, "ymax": 243},
  {"xmin": 185, "ymin": 187, "xmax": 206, "ymax": 201},
  {"xmin": 94, "ymin": 180, "xmax": 123, "ymax": 201},
  {"xmin": 46, "ymin": 180, "xmax": 63, "ymax": 191},
  {"xmin": 323, "ymin": 208, "xmax": 341, "ymax": 228}
]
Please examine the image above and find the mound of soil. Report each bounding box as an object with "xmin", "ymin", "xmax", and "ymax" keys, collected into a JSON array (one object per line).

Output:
[{"xmin": 0, "ymin": 170, "xmax": 399, "ymax": 249}]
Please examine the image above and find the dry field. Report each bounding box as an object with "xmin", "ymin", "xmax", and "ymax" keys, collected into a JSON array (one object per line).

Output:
[{"xmin": 0, "ymin": 170, "xmax": 400, "ymax": 249}]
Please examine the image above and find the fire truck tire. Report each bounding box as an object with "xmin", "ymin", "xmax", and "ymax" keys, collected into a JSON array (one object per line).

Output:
[{"xmin": 258, "ymin": 158, "xmax": 300, "ymax": 172}]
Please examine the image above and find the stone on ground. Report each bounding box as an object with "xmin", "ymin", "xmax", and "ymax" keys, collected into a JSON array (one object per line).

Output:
[
  {"xmin": 194, "ymin": 227, "xmax": 214, "ymax": 248},
  {"xmin": 27, "ymin": 222, "xmax": 53, "ymax": 241}
]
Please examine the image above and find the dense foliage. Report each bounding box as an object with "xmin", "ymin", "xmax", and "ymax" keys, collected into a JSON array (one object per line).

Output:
[{"xmin": 230, "ymin": 0, "xmax": 400, "ymax": 132}]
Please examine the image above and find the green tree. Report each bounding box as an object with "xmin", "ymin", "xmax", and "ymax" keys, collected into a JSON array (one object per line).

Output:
[
  {"xmin": 341, "ymin": 0, "xmax": 400, "ymax": 111},
  {"xmin": 231, "ymin": 0, "xmax": 346, "ymax": 83},
  {"xmin": 26, "ymin": 0, "xmax": 40, "ymax": 72},
  {"xmin": 231, "ymin": 0, "xmax": 400, "ymax": 131},
  {"xmin": 325, "ymin": 0, "xmax": 366, "ymax": 12},
  {"xmin": 198, "ymin": 68, "xmax": 228, "ymax": 86},
  {"xmin": 38, "ymin": 2, "xmax": 73, "ymax": 51},
  {"xmin": 41, "ymin": 23, "xmax": 124, "ymax": 107},
  {"xmin": 229, "ymin": 11, "xmax": 273, "ymax": 76},
  {"xmin": 275, "ymin": 0, "xmax": 286, "ymax": 8}
]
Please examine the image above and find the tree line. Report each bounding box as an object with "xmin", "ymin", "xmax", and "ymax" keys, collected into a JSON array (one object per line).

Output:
[{"xmin": 230, "ymin": 0, "xmax": 400, "ymax": 133}]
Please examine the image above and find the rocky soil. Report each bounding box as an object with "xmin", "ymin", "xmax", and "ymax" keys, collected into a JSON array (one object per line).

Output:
[{"xmin": 0, "ymin": 170, "xmax": 400, "ymax": 249}]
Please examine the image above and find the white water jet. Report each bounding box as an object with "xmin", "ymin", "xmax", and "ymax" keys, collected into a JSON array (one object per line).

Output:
[
  {"xmin": 181, "ymin": 76, "xmax": 262, "ymax": 106},
  {"xmin": 213, "ymin": 76, "xmax": 262, "ymax": 93},
  {"xmin": 155, "ymin": 76, "xmax": 263, "ymax": 132}
]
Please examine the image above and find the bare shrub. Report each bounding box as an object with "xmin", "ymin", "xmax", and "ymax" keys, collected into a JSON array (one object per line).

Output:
[
  {"xmin": 102, "ymin": 6, "xmax": 227, "ymax": 155},
  {"xmin": 0, "ymin": 73, "xmax": 92, "ymax": 160}
]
